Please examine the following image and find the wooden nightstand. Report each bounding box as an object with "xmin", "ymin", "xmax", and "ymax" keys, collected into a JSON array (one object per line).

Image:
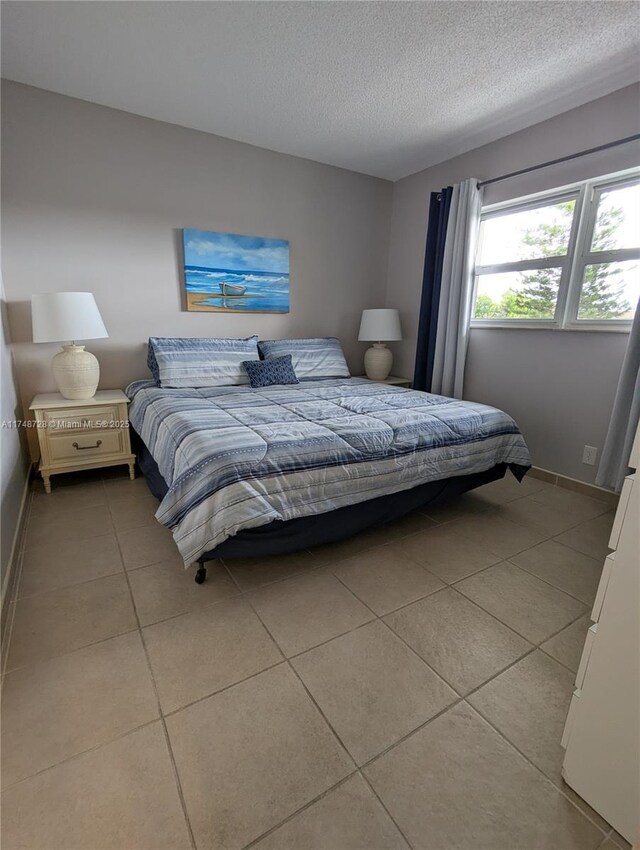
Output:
[
  {"xmin": 357, "ymin": 375, "xmax": 412, "ymax": 388},
  {"xmin": 29, "ymin": 390, "xmax": 135, "ymax": 493}
]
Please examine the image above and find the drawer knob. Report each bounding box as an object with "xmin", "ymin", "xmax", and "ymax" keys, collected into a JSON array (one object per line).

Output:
[{"xmin": 72, "ymin": 440, "xmax": 103, "ymax": 451}]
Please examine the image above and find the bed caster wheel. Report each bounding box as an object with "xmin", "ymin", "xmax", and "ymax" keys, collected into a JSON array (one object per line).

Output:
[{"xmin": 194, "ymin": 565, "xmax": 207, "ymax": 584}]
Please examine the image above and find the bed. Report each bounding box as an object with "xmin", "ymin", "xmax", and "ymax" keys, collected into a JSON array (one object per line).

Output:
[{"xmin": 126, "ymin": 377, "xmax": 531, "ymax": 582}]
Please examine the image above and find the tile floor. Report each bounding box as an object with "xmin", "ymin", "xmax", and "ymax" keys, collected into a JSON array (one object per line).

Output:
[{"xmin": 1, "ymin": 468, "xmax": 631, "ymax": 850}]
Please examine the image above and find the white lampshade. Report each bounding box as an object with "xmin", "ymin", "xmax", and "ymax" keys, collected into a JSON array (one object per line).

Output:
[
  {"xmin": 358, "ymin": 309, "xmax": 402, "ymax": 342},
  {"xmin": 31, "ymin": 292, "xmax": 108, "ymax": 343}
]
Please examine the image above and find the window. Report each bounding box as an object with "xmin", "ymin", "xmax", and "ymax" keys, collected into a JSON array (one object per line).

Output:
[{"xmin": 472, "ymin": 169, "xmax": 640, "ymax": 329}]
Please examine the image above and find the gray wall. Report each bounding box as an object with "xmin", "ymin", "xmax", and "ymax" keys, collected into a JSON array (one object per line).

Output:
[
  {"xmin": 3, "ymin": 79, "xmax": 638, "ymax": 485},
  {"xmin": 385, "ymin": 84, "xmax": 639, "ymax": 483},
  {"xmin": 1, "ymin": 281, "xmax": 29, "ymax": 603},
  {"xmin": 1, "ymin": 81, "xmax": 392, "ymax": 458}
]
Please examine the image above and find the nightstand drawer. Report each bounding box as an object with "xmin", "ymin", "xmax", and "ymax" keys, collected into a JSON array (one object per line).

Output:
[
  {"xmin": 48, "ymin": 429, "xmax": 124, "ymax": 463},
  {"xmin": 42, "ymin": 404, "xmax": 121, "ymax": 432}
]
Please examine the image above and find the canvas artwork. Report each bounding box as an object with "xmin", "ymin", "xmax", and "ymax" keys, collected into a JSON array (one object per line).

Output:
[{"xmin": 182, "ymin": 228, "xmax": 290, "ymax": 313}]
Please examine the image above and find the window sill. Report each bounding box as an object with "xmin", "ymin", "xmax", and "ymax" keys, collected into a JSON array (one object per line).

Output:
[{"xmin": 470, "ymin": 321, "xmax": 632, "ymax": 333}]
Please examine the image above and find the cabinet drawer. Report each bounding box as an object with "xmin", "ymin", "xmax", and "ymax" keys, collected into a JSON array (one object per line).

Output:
[
  {"xmin": 561, "ymin": 688, "xmax": 581, "ymax": 750},
  {"xmin": 608, "ymin": 475, "xmax": 633, "ymax": 551},
  {"xmin": 575, "ymin": 624, "xmax": 597, "ymax": 690},
  {"xmin": 48, "ymin": 430, "xmax": 124, "ymax": 463},
  {"xmin": 592, "ymin": 553, "xmax": 614, "ymax": 623},
  {"xmin": 42, "ymin": 405, "xmax": 121, "ymax": 432}
]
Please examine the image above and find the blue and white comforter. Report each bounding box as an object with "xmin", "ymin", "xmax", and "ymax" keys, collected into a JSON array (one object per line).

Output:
[{"xmin": 126, "ymin": 378, "xmax": 531, "ymax": 565}]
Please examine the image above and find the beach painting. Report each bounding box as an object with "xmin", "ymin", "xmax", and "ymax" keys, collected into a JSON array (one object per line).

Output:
[{"xmin": 182, "ymin": 228, "xmax": 289, "ymax": 313}]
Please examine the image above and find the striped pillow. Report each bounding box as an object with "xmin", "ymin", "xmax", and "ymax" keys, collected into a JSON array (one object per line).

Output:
[
  {"xmin": 258, "ymin": 337, "xmax": 350, "ymax": 380},
  {"xmin": 148, "ymin": 336, "xmax": 259, "ymax": 387}
]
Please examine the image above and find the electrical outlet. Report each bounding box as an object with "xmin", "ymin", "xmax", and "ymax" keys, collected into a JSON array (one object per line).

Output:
[{"xmin": 582, "ymin": 445, "xmax": 598, "ymax": 466}]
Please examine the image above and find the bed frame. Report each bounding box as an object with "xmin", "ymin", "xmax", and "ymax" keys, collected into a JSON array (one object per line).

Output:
[{"xmin": 132, "ymin": 429, "xmax": 520, "ymax": 584}]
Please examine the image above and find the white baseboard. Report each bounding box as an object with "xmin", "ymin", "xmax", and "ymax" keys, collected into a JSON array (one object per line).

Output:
[
  {"xmin": 528, "ymin": 465, "xmax": 618, "ymax": 507},
  {"xmin": 1, "ymin": 466, "xmax": 32, "ymax": 664}
]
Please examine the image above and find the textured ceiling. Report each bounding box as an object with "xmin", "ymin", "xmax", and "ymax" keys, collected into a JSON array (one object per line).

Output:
[{"xmin": 2, "ymin": 1, "xmax": 639, "ymax": 180}]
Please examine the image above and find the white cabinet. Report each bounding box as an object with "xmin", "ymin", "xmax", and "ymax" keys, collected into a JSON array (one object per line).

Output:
[
  {"xmin": 30, "ymin": 390, "xmax": 135, "ymax": 492},
  {"xmin": 561, "ymin": 422, "xmax": 640, "ymax": 844}
]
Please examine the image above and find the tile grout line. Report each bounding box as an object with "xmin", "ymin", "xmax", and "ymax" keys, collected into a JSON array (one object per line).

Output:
[
  {"xmin": 269, "ymin": 633, "xmax": 594, "ymax": 850},
  {"xmin": 422, "ymin": 604, "xmax": 607, "ymax": 835},
  {"xmin": 324, "ymin": 552, "xmax": 587, "ymax": 700},
  {"xmin": 6, "ymin": 564, "xmax": 589, "ymax": 795},
  {"xmin": 2, "ymin": 666, "xmax": 288, "ymax": 792},
  {"xmin": 222, "ymin": 512, "xmax": 596, "ymax": 652},
  {"xmin": 347, "ymin": 641, "xmax": 610, "ymax": 841},
  {"xmin": 7, "ymin": 485, "xmax": 601, "ymax": 681},
  {"xmin": 3, "ymin": 625, "xmax": 141, "ymax": 677},
  {"xmin": 325, "ymin": 569, "xmax": 466, "ymax": 698},
  {"xmin": 448, "ymin": 577, "xmax": 588, "ymax": 646},
  {"xmin": 10, "ymin": 477, "xmax": 608, "ymax": 636},
  {"xmin": 221, "ymin": 559, "xmax": 418, "ymax": 850},
  {"xmin": 430, "ymin": 495, "xmax": 613, "ymax": 560},
  {"xmin": 235, "ymin": 533, "xmax": 595, "ymax": 729},
  {"xmin": 6, "ymin": 474, "xmax": 617, "ymax": 845},
  {"xmin": 239, "ymin": 771, "xmax": 361, "ymax": 850},
  {"xmin": 461, "ymin": 700, "xmax": 611, "ymax": 840},
  {"xmin": 448, "ymin": 541, "xmax": 600, "ymax": 598},
  {"xmin": 286, "ymin": 616, "xmax": 377, "ymax": 662},
  {"xmin": 350, "ymin": 628, "xmax": 571, "ymax": 776},
  {"xmin": 440, "ymin": 605, "xmax": 591, "ymax": 706},
  {"xmin": 221, "ymin": 565, "xmax": 369, "ymax": 846},
  {"xmin": 16, "ymin": 529, "xmax": 212, "ymax": 603},
  {"xmin": 222, "ymin": 561, "xmax": 360, "ymax": 768},
  {"xmin": 500, "ymin": 555, "xmax": 602, "ymax": 607},
  {"xmin": 468, "ymin": 592, "xmax": 589, "ymax": 665},
  {"xmin": 12, "ymin": 502, "xmax": 618, "ymax": 847},
  {"xmin": 106, "ymin": 495, "xmax": 198, "ymax": 850},
  {"xmin": 357, "ymin": 497, "xmax": 611, "ymax": 617},
  {"xmin": 13, "ymin": 561, "xmax": 127, "ymax": 603},
  {"xmin": 290, "ymin": 577, "xmax": 594, "ymax": 782},
  {"xmin": 164, "ymin": 563, "xmax": 563, "ymax": 729},
  {"xmin": 23, "ymin": 501, "xmax": 589, "ymax": 645},
  {"xmin": 356, "ymin": 694, "xmax": 469, "ymax": 773},
  {"xmin": 221, "ymin": 550, "xmax": 601, "ymax": 847},
  {"xmin": 0, "ymin": 717, "xmax": 161, "ymax": 792},
  {"xmin": 4, "ymin": 477, "xmax": 123, "ymax": 673},
  {"xmin": 357, "ymin": 771, "xmax": 414, "ymax": 850},
  {"xmin": 537, "ymin": 641, "xmax": 588, "ymax": 677},
  {"xmin": 5, "ymin": 558, "xmax": 372, "ymax": 677},
  {"xmin": 603, "ymin": 828, "xmax": 632, "ymax": 850},
  {"xmin": 160, "ymin": 658, "xmax": 287, "ymax": 720}
]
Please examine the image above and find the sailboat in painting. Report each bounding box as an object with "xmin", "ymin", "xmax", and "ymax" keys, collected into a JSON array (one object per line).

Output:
[{"xmin": 218, "ymin": 282, "xmax": 247, "ymax": 296}]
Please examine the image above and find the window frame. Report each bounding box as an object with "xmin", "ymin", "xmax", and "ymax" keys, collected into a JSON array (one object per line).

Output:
[{"xmin": 470, "ymin": 167, "xmax": 640, "ymax": 331}]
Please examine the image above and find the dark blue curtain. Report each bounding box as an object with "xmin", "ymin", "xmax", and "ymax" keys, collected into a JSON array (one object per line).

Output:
[{"xmin": 413, "ymin": 187, "xmax": 453, "ymax": 391}]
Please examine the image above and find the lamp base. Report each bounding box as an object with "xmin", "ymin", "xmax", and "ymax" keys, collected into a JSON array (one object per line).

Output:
[
  {"xmin": 52, "ymin": 345, "xmax": 100, "ymax": 400},
  {"xmin": 364, "ymin": 343, "xmax": 393, "ymax": 381}
]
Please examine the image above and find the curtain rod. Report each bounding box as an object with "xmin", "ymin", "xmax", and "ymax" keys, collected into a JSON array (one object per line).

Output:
[{"xmin": 477, "ymin": 133, "xmax": 640, "ymax": 189}]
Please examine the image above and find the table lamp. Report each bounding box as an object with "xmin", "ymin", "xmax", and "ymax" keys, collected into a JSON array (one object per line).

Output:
[
  {"xmin": 31, "ymin": 292, "xmax": 109, "ymax": 399},
  {"xmin": 358, "ymin": 308, "xmax": 402, "ymax": 380}
]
